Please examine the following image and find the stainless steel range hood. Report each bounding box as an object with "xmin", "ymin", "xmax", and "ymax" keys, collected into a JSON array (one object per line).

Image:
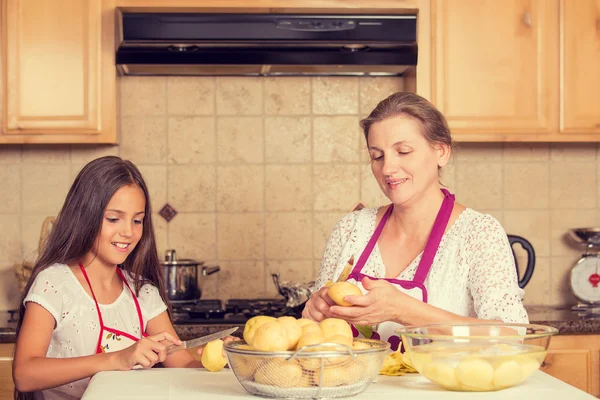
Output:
[{"xmin": 115, "ymin": 12, "xmax": 418, "ymax": 77}]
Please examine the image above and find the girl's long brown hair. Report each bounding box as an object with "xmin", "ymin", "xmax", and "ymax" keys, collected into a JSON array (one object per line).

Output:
[{"xmin": 14, "ymin": 156, "xmax": 168, "ymax": 399}]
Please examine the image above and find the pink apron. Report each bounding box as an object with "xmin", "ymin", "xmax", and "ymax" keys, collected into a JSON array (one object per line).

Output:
[
  {"xmin": 79, "ymin": 262, "xmax": 148, "ymax": 354},
  {"xmin": 345, "ymin": 189, "xmax": 455, "ymax": 351}
]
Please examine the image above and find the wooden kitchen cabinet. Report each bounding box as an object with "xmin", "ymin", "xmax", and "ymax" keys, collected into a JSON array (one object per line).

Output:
[
  {"xmin": 0, "ymin": 344, "xmax": 14, "ymax": 400},
  {"xmin": 540, "ymin": 334, "xmax": 600, "ymax": 397},
  {"xmin": 431, "ymin": 0, "xmax": 600, "ymax": 141},
  {"xmin": 0, "ymin": 0, "xmax": 116, "ymax": 144}
]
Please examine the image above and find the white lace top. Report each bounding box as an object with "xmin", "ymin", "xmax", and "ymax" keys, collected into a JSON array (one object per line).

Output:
[
  {"xmin": 24, "ymin": 263, "xmax": 167, "ymax": 400},
  {"xmin": 316, "ymin": 207, "xmax": 529, "ymax": 324}
]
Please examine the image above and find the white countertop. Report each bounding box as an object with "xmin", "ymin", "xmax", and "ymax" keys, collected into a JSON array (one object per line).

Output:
[{"xmin": 81, "ymin": 368, "xmax": 596, "ymax": 400}]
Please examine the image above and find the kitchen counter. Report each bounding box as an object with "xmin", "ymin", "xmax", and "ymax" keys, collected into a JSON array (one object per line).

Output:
[
  {"xmin": 81, "ymin": 368, "xmax": 596, "ymax": 400},
  {"xmin": 2, "ymin": 306, "xmax": 599, "ymax": 344}
]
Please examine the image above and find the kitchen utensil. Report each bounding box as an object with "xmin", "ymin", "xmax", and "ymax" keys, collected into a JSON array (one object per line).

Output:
[
  {"xmin": 163, "ymin": 249, "xmax": 220, "ymax": 301},
  {"xmin": 398, "ymin": 323, "xmax": 558, "ymax": 392},
  {"xmin": 271, "ymin": 273, "xmax": 315, "ymax": 308},
  {"xmin": 166, "ymin": 327, "xmax": 238, "ymax": 355},
  {"xmin": 225, "ymin": 338, "xmax": 388, "ymax": 399},
  {"xmin": 507, "ymin": 235, "xmax": 535, "ymax": 288},
  {"xmin": 567, "ymin": 228, "xmax": 600, "ymax": 307}
]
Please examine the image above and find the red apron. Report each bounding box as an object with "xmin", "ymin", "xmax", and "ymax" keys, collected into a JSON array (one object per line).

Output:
[
  {"xmin": 345, "ymin": 189, "xmax": 455, "ymax": 351},
  {"xmin": 79, "ymin": 262, "xmax": 148, "ymax": 353}
]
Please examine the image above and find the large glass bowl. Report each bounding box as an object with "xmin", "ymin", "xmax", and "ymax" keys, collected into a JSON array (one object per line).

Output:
[{"xmin": 398, "ymin": 323, "xmax": 558, "ymax": 392}]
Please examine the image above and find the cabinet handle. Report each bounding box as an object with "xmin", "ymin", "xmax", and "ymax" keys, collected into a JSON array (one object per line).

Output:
[{"xmin": 522, "ymin": 12, "xmax": 533, "ymax": 28}]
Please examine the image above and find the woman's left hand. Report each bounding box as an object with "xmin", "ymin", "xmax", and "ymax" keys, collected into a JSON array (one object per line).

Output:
[{"xmin": 326, "ymin": 277, "xmax": 415, "ymax": 325}]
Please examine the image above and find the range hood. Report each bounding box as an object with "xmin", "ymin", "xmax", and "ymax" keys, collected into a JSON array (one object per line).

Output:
[{"xmin": 116, "ymin": 12, "xmax": 418, "ymax": 77}]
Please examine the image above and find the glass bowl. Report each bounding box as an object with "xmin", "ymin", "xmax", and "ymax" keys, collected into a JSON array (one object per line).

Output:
[{"xmin": 398, "ymin": 323, "xmax": 558, "ymax": 392}]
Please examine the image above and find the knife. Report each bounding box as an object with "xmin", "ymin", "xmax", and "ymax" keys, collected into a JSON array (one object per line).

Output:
[
  {"xmin": 324, "ymin": 256, "xmax": 355, "ymax": 287},
  {"xmin": 166, "ymin": 327, "xmax": 238, "ymax": 355}
]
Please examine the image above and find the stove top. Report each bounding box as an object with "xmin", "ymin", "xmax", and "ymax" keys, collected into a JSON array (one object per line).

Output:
[{"xmin": 171, "ymin": 298, "xmax": 303, "ymax": 325}]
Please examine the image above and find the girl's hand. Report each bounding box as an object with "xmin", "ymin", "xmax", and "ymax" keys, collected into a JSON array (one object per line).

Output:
[
  {"xmin": 302, "ymin": 286, "xmax": 336, "ymax": 322},
  {"xmin": 112, "ymin": 332, "xmax": 182, "ymax": 370},
  {"xmin": 195, "ymin": 336, "xmax": 240, "ymax": 359},
  {"xmin": 326, "ymin": 277, "xmax": 415, "ymax": 325}
]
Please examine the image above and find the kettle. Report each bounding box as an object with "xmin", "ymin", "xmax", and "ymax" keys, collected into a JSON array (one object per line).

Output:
[{"xmin": 507, "ymin": 235, "xmax": 535, "ymax": 288}]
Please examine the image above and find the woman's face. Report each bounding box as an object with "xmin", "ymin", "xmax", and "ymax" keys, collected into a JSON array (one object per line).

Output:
[
  {"xmin": 367, "ymin": 115, "xmax": 450, "ymax": 206},
  {"xmin": 86, "ymin": 184, "xmax": 146, "ymax": 267}
]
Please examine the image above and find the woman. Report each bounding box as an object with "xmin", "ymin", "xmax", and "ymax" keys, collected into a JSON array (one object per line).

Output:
[{"xmin": 302, "ymin": 92, "xmax": 528, "ymax": 350}]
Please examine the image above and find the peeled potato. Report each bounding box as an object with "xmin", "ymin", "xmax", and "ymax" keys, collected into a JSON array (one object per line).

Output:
[
  {"xmin": 320, "ymin": 318, "xmax": 353, "ymax": 341},
  {"xmin": 423, "ymin": 362, "xmax": 459, "ymax": 390},
  {"xmin": 313, "ymin": 365, "xmax": 351, "ymax": 387},
  {"xmin": 252, "ymin": 322, "xmax": 290, "ymax": 352},
  {"xmin": 296, "ymin": 331, "xmax": 325, "ymax": 350},
  {"xmin": 277, "ymin": 316, "xmax": 303, "ymax": 350},
  {"xmin": 327, "ymin": 281, "xmax": 363, "ymax": 306},
  {"xmin": 201, "ymin": 339, "xmax": 228, "ymax": 372},
  {"xmin": 455, "ymin": 358, "xmax": 494, "ymax": 391},
  {"xmin": 254, "ymin": 359, "xmax": 303, "ymax": 387},
  {"xmin": 493, "ymin": 359, "xmax": 524, "ymax": 389},
  {"xmin": 243, "ymin": 315, "xmax": 277, "ymax": 346}
]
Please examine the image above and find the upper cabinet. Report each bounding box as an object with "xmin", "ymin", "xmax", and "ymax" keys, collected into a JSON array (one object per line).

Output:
[
  {"xmin": 0, "ymin": 0, "xmax": 116, "ymax": 144},
  {"xmin": 431, "ymin": 0, "xmax": 600, "ymax": 141}
]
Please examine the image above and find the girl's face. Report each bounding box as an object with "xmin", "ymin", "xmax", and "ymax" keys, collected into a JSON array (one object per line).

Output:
[
  {"xmin": 367, "ymin": 115, "xmax": 450, "ymax": 206},
  {"xmin": 88, "ymin": 184, "xmax": 146, "ymax": 267}
]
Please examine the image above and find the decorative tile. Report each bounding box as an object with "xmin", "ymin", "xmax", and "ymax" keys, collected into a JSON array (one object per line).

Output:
[{"xmin": 158, "ymin": 203, "xmax": 178, "ymax": 222}]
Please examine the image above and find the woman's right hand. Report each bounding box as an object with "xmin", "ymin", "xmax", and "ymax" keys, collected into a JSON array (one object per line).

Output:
[
  {"xmin": 112, "ymin": 332, "xmax": 182, "ymax": 370},
  {"xmin": 302, "ymin": 286, "xmax": 336, "ymax": 322}
]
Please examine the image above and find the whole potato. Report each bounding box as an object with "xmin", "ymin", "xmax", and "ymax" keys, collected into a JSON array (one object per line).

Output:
[{"xmin": 327, "ymin": 282, "xmax": 363, "ymax": 306}]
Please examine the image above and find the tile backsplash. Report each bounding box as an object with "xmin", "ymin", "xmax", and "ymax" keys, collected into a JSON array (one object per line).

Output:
[{"xmin": 0, "ymin": 76, "xmax": 597, "ymax": 310}]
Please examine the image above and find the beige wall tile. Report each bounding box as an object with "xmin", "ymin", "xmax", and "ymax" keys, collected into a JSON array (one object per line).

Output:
[
  {"xmin": 550, "ymin": 162, "xmax": 596, "ymax": 209},
  {"xmin": 120, "ymin": 77, "xmax": 166, "ymax": 116},
  {"xmin": 549, "ymin": 256, "xmax": 581, "ymax": 306},
  {"xmin": 265, "ymin": 165, "xmax": 312, "ymax": 212},
  {"xmin": 217, "ymin": 214, "xmax": 264, "ymax": 260},
  {"xmin": 22, "ymin": 145, "xmax": 71, "ymax": 163},
  {"xmin": 0, "ymin": 262, "xmax": 20, "ymax": 309},
  {"xmin": 153, "ymin": 214, "xmax": 168, "ymax": 258},
  {"xmin": 312, "ymin": 77, "xmax": 358, "ymax": 115},
  {"xmin": 265, "ymin": 117, "xmax": 311, "ymax": 163},
  {"xmin": 550, "ymin": 143, "xmax": 597, "ymax": 161},
  {"xmin": 218, "ymin": 261, "xmax": 266, "ymax": 299},
  {"xmin": 168, "ymin": 117, "xmax": 216, "ymax": 164},
  {"xmin": 440, "ymin": 163, "xmax": 455, "ymax": 192},
  {"xmin": 0, "ymin": 165, "xmax": 20, "ymax": 213},
  {"xmin": 503, "ymin": 163, "xmax": 549, "ymax": 209},
  {"xmin": 120, "ymin": 117, "xmax": 167, "ymax": 164},
  {"xmin": 360, "ymin": 166, "xmax": 389, "ymax": 208},
  {"xmin": 137, "ymin": 165, "xmax": 167, "ymax": 209},
  {"xmin": 359, "ymin": 77, "xmax": 404, "ymax": 115},
  {"xmin": 455, "ymin": 143, "xmax": 504, "ymax": 162},
  {"xmin": 265, "ymin": 260, "xmax": 315, "ymax": 297},
  {"xmin": 313, "ymin": 212, "xmax": 347, "ymax": 259},
  {"xmin": 217, "ymin": 165, "xmax": 264, "ymax": 212},
  {"xmin": 504, "ymin": 143, "xmax": 549, "ymax": 162},
  {"xmin": 216, "ymin": 77, "xmax": 262, "ymax": 115},
  {"xmin": 22, "ymin": 165, "xmax": 70, "ymax": 213},
  {"xmin": 454, "ymin": 163, "xmax": 503, "ymax": 210},
  {"xmin": 70, "ymin": 145, "xmax": 119, "ymax": 164},
  {"xmin": 550, "ymin": 209, "xmax": 600, "ymax": 257},
  {"xmin": 521, "ymin": 256, "xmax": 550, "ymax": 306},
  {"xmin": 265, "ymin": 77, "xmax": 310, "ymax": 115},
  {"xmin": 167, "ymin": 77, "xmax": 215, "ymax": 115},
  {"xmin": 167, "ymin": 213, "xmax": 217, "ymax": 261},
  {"xmin": 504, "ymin": 210, "xmax": 550, "ymax": 256},
  {"xmin": 168, "ymin": 165, "xmax": 216, "ymax": 212},
  {"xmin": 20, "ymin": 214, "xmax": 50, "ymax": 262},
  {"xmin": 313, "ymin": 116, "xmax": 360, "ymax": 162},
  {"xmin": 313, "ymin": 164, "xmax": 361, "ymax": 211},
  {"xmin": 217, "ymin": 117, "xmax": 263, "ymax": 163},
  {"xmin": 0, "ymin": 214, "xmax": 21, "ymax": 262},
  {"xmin": 0, "ymin": 145, "xmax": 22, "ymax": 163},
  {"xmin": 266, "ymin": 212, "xmax": 312, "ymax": 259}
]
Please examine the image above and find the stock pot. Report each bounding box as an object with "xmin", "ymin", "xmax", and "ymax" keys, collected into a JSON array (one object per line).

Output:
[{"xmin": 162, "ymin": 249, "xmax": 220, "ymax": 301}]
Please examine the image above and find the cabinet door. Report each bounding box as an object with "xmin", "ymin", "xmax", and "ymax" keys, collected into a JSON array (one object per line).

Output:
[
  {"xmin": 1, "ymin": 0, "xmax": 116, "ymax": 143},
  {"xmin": 0, "ymin": 344, "xmax": 14, "ymax": 400},
  {"xmin": 432, "ymin": 0, "xmax": 559, "ymax": 136},
  {"xmin": 541, "ymin": 349, "xmax": 593, "ymax": 394},
  {"xmin": 561, "ymin": 0, "xmax": 600, "ymax": 134}
]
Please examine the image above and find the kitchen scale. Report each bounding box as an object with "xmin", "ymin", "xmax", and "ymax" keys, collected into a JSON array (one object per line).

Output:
[{"xmin": 568, "ymin": 228, "xmax": 600, "ymax": 315}]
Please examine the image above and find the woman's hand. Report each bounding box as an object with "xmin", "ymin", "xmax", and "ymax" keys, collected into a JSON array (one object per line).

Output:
[
  {"xmin": 302, "ymin": 286, "xmax": 336, "ymax": 322},
  {"xmin": 112, "ymin": 332, "xmax": 182, "ymax": 370},
  {"xmin": 195, "ymin": 335, "xmax": 240, "ymax": 359},
  {"xmin": 326, "ymin": 277, "xmax": 416, "ymax": 325}
]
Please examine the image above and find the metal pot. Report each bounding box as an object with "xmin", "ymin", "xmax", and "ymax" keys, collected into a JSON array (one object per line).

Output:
[{"xmin": 162, "ymin": 249, "xmax": 220, "ymax": 301}]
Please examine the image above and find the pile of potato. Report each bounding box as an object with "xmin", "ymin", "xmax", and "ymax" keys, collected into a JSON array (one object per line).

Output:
[{"xmin": 228, "ymin": 315, "xmax": 381, "ymax": 388}]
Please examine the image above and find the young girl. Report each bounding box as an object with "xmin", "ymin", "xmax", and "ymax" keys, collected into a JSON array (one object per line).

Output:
[{"xmin": 13, "ymin": 156, "xmax": 204, "ymax": 399}]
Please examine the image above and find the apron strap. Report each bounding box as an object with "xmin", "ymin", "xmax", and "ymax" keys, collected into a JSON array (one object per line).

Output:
[{"xmin": 116, "ymin": 268, "xmax": 147, "ymax": 337}]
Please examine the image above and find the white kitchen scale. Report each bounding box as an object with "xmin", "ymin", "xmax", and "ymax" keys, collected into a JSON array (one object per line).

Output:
[{"xmin": 568, "ymin": 228, "xmax": 600, "ymax": 315}]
